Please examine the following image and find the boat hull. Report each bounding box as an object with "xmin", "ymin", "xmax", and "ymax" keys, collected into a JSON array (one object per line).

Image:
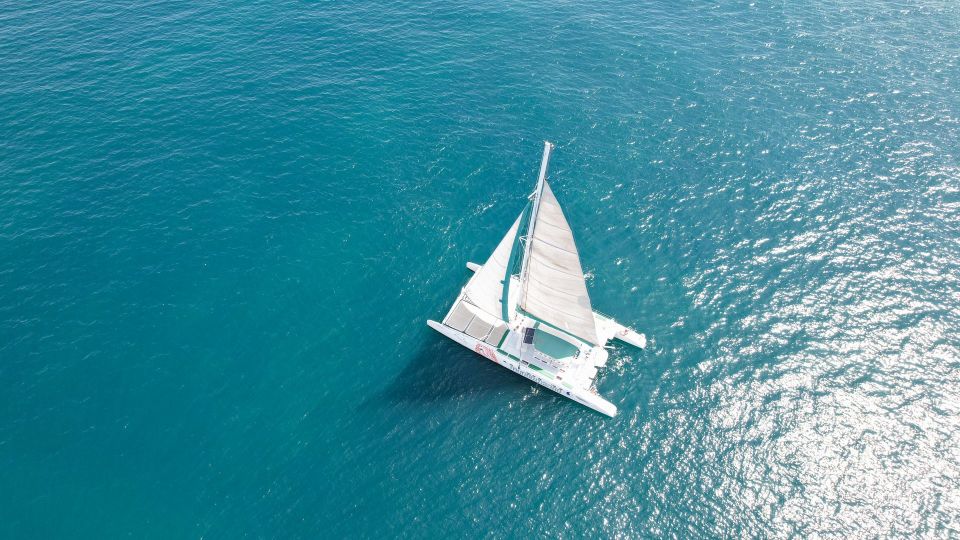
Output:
[{"xmin": 427, "ymin": 320, "xmax": 618, "ymax": 417}]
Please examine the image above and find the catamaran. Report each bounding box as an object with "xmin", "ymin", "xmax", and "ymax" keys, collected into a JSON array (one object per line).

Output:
[{"xmin": 427, "ymin": 142, "xmax": 646, "ymax": 417}]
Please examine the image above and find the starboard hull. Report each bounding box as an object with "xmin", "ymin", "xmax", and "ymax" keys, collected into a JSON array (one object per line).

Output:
[{"xmin": 427, "ymin": 319, "xmax": 618, "ymax": 417}]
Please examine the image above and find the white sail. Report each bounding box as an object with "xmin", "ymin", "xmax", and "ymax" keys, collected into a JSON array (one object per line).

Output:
[
  {"xmin": 428, "ymin": 141, "xmax": 648, "ymax": 417},
  {"xmin": 463, "ymin": 212, "xmax": 523, "ymax": 320},
  {"xmin": 520, "ymin": 180, "xmax": 599, "ymax": 344}
]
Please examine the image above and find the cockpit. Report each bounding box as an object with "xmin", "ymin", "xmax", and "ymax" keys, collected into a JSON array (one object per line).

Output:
[{"xmin": 522, "ymin": 326, "xmax": 581, "ymax": 361}]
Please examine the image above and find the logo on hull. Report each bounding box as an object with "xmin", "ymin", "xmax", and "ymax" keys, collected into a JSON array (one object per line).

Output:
[{"xmin": 474, "ymin": 343, "xmax": 498, "ymax": 363}]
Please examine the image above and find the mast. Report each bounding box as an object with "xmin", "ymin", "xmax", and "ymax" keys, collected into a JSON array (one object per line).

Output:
[{"xmin": 516, "ymin": 141, "xmax": 553, "ymax": 313}]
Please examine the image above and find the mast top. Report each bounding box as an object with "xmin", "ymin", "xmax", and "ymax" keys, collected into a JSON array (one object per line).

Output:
[{"xmin": 534, "ymin": 141, "xmax": 554, "ymax": 195}]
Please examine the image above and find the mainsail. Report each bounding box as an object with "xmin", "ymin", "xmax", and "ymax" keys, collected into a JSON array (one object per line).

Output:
[
  {"xmin": 518, "ymin": 151, "xmax": 599, "ymax": 345},
  {"xmin": 463, "ymin": 212, "xmax": 523, "ymax": 320}
]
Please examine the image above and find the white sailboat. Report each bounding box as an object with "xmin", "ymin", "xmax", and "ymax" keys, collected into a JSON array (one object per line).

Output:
[{"xmin": 427, "ymin": 141, "xmax": 647, "ymax": 417}]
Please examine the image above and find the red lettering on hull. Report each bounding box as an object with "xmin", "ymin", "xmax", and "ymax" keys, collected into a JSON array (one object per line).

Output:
[{"xmin": 474, "ymin": 343, "xmax": 498, "ymax": 363}]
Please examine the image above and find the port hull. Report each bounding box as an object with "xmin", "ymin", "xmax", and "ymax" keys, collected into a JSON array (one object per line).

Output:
[{"xmin": 427, "ymin": 319, "xmax": 618, "ymax": 417}]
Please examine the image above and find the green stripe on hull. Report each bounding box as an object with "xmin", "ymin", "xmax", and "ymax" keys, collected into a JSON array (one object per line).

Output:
[{"xmin": 497, "ymin": 349, "xmax": 557, "ymax": 380}]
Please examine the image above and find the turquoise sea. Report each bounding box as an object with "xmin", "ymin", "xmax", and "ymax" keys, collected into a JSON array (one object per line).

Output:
[{"xmin": 2, "ymin": 1, "xmax": 959, "ymax": 537}]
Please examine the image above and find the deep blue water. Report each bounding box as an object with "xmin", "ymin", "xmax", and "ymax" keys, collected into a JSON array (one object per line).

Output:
[{"xmin": 2, "ymin": 1, "xmax": 959, "ymax": 537}]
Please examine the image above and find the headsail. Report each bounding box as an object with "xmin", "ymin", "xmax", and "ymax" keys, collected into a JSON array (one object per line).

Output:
[
  {"xmin": 519, "ymin": 147, "xmax": 599, "ymax": 345},
  {"xmin": 463, "ymin": 211, "xmax": 524, "ymax": 320}
]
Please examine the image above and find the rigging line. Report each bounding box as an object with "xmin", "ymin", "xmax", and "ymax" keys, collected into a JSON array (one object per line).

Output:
[
  {"xmin": 530, "ymin": 235, "xmax": 580, "ymax": 257},
  {"xmin": 532, "ymin": 215, "xmax": 572, "ymax": 233},
  {"xmin": 527, "ymin": 253, "xmax": 585, "ymax": 280},
  {"xmin": 524, "ymin": 272, "xmax": 590, "ymax": 299}
]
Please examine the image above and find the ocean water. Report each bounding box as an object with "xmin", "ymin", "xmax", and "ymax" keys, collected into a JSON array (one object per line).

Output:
[{"xmin": 2, "ymin": 0, "xmax": 959, "ymax": 537}]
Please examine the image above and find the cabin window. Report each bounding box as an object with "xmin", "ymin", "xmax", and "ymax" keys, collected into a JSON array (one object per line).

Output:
[{"xmin": 522, "ymin": 327, "xmax": 535, "ymax": 344}]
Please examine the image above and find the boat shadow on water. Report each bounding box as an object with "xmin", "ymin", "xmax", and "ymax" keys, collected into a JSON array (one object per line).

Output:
[{"xmin": 363, "ymin": 333, "xmax": 531, "ymax": 410}]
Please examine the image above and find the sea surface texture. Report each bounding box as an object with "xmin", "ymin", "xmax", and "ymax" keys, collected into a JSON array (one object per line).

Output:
[{"xmin": 2, "ymin": 1, "xmax": 959, "ymax": 538}]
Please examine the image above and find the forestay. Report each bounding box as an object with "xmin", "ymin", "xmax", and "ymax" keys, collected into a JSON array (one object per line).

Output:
[{"xmin": 519, "ymin": 181, "xmax": 599, "ymax": 345}]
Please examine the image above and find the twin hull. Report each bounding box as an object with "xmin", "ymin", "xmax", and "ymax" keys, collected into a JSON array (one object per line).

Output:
[{"xmin": 427, "ymin": 320, "xmax": 618, "ymax": 417}]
